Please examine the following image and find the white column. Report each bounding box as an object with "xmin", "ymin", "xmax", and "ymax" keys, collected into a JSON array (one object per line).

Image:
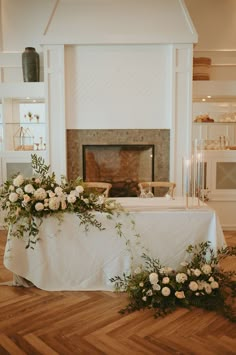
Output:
[
  {"xmin": 43, "ymin": 45, "xmax": 66, "ymax": 179},
  {"xmin": 169, "ymin": 44, "xmax": 193, "ymax": 195}
]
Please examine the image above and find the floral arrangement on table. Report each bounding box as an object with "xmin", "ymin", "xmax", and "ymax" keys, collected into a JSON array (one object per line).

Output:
[
  {"xmin": 0, "ymin": 154, "xmax": 120, "ymax": 249},
  {"xmin": 111, "ymin": 242, "xmax": 236, "ymax": 321}
]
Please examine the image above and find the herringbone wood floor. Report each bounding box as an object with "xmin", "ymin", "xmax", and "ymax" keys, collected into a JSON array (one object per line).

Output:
[{"xmin": 0, "ymin": 229, "xmax": 236, "ymax": 355}]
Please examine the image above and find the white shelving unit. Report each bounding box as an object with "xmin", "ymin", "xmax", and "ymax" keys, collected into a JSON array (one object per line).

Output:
[
  {"xmin": 192, "ymin": 80, "xmax": 236, "ymax": 230},
  {"xmin": 0, "ymin": 53, "xmax": 48, "ymax": 185}
]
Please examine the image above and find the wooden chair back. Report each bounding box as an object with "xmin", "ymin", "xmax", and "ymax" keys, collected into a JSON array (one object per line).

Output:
[
  {"xmin": 84, "ymin": 182, "xmax": 112, "ymax": 198},
  {"xmin": 138, "ymin": 181, "xmax": 176, "ymax": 197}
]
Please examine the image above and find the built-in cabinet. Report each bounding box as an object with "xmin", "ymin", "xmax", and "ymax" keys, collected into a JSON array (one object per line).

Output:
[
  {"xmin": 0, "ymin": 52, "xmax": 48, "ymax": 186},
  {"xmin": 192, "ymin": 81, "xmax": 236, "ymax": 230}
]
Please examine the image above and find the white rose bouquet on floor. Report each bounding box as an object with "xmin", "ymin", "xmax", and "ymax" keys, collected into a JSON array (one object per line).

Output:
[
  {"xmin": 110, "ymin": 242, "xmax": 236, "ymax": 321},
  {"xmin": 0, "ymin": 154, "xmax": 120, "ymax": 249}
]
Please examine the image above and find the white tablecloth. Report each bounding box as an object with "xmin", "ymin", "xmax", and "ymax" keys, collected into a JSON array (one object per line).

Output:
[{"xmin": 4, "ymin": 197, "xmax": 226, "ymax": 291}]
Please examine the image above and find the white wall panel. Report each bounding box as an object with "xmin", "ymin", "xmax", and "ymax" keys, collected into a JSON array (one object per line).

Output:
[{"xmin": 66, "ymin": 45, "xmax": 171, "ymax": 129}]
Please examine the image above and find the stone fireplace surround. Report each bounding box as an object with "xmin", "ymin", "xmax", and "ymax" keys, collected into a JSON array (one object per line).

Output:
[{"xmin": 67, "ymin": 129, "xmax": 170, "ymax": 195}]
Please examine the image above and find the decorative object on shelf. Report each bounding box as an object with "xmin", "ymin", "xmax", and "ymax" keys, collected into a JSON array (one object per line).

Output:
[
  {"xmin": 193, "ymin": 57, "xmax": 211, "ymax": 80},
  {"xmin": 0, "ymin": 154, "xmax": 121, "ymax": 249},
  {"xmin": 22, "ymin": 47, "xmax": 40, "ymax": 82},
  {"xmin": 13, "ymin": 126, "xmax": 34, "ymax": 151},
  {"xmin": 111, "ymin": 242, "xmax": 236, "ymax": 322},
  {"xmin": 194, "ymin": 114, "xmax": 214, "ymax": 123}
]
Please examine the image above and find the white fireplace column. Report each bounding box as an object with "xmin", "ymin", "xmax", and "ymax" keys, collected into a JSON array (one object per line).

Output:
[{"xmin": 44, "ymin": 45, "xmax": 66, "ymax": 178}]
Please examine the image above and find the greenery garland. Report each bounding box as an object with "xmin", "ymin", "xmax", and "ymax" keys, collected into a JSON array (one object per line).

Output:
[
  {"xmin": 111, "ymin": 242, "xmax": 236, "ymax": 322},
  {"xmin": 0, "ymin": 154, "xmax": 121, "ymax": 249}
]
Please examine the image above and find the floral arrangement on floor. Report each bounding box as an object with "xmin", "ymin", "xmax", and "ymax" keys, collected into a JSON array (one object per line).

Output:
[
  {"xmin": 0, "ymin": 154, "xmax": 120, "ymax": 249},
  {"xmin": 111, "ymin": 241, "xmax": 236, "ymax": 322}
]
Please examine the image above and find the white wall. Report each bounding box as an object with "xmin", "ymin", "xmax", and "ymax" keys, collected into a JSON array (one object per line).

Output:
[{"xmin": 65, "ymin": 44, "xmax": 171, "ymax": 129}]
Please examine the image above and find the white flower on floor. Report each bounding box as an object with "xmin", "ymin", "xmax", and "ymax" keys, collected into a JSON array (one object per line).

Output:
[
  {"xmin": 201, "ymin": 264, "xmax": 212, "ymax": 275},
  {"xmin": 176, "ymin": 273, "xmax": 188, "ymax": 283},
  {"xmin": 35, "ymin": 202, "xmax": 44, "ymax": 211},
  {"xmin": 189, "ymin": 281, "xmax": 198, "ymax": 291},
  {"xmin": 162, "ymin": 277, "xmax": 170, "ymax": 284},
  {"xmin": 211, "ymin": 281, "xmax": 219, "ymax": 289},
  {"xmin": 9, "ymin": 192, "xmax": 18, "ymax": 203},
  {"xmin": 192, "ymin": 268, "xmax": 201, "ymax": 277},
  {"xmin": 175, "ymin": 291, "xmax": 185, "ymax": 299},
  {"xmin": 162, "ymin": 287, "xmax": 171, "ymax": 296},
  {"xmin": 146, "ymin": 289, "xmax": 153, "ymax": 296},
  {"xmin": 152, "ymin": 283, "xmax": 161, "ymax": 291},
  {"xmin": 149, "ymin": 272, "xmax": 159, "ymax": 284},
  {"xmin": 205, "ymin": 284, "xmax": 212, "ymax": 294},
  {"xmin": 23, "ymin": 194, "xmax": 31, "ymax": 204},
  {"xmin": 13, "ymin": 174, "xmax": 24, "ymax": 187}
]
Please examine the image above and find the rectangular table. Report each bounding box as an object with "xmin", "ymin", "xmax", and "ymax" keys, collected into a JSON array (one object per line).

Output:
[{"xmin": 3, "ymin": 197, "xmax": 226, "ymax": 291}]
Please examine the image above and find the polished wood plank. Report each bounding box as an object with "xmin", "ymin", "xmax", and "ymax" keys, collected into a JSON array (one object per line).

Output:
[{"xmin": 0, "ymin": 229, "xmax": 236, "ymax": 354}]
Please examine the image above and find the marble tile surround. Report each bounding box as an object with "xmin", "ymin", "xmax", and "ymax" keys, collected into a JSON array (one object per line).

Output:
[{"xmin": 67, "ymin": 129, "xmax": 170, "ymax": 183}]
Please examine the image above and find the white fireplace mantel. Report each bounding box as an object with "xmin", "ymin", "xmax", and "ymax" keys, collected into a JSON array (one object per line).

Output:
[{"xmin": 41, "ymin": 0, "xmax": 197, "ymax": 195}]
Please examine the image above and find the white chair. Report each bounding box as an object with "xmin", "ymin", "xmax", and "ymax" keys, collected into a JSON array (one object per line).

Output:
[
  {"xmin": 84, "ymin": 182, "xmax": 112, "ymax": 198},
  {"xmin": 138, "ymin": 181, "xmax": 176, "ymax": 198}
]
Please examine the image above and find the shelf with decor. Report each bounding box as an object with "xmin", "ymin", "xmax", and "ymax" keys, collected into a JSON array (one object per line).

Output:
[{"xmin": 0, "ymin": 52, "xmax": 48, "ymax": 229}]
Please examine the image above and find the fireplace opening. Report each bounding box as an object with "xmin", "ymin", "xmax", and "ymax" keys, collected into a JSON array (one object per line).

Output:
[{"xmin": 83, "ymin": 144, "xmax": 154, "ymax": 197}]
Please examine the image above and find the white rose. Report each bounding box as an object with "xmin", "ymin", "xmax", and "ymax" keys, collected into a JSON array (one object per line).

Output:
[
  {"xmin": 176, "ymin": 273, "xmax": 188, "ymax": 283},
  {"xmin": 139, "ymin": 282, "xmax": 144, "ymax": 287},
  {"xmin": 67, "ymin": 194, "xmax": 76, "ymax": 203},
  {"xmin": 55, "ymin": 187, "xmax": 63, "ymax": 196},
  {"xmin": 193, "ymin": 269, "xmax": 202, "ymax": 277},
  {"xmin": 9, "ymin": 192, "xmax": 18, "ymax": 203},
  {"xmin": 189, "ymin": 281, "xmax": 198, "ymax": 292},
  {"xmin": 152, "ymin": 283, "xmax": 161, "ymax": 291},
  {"xmin": 208, "ymin": 276, "xmax": 214, "ymax": 282},
  {"xmin": 9, "ymin": 185, "xmax": 15, "ymax": 191},
  {"xmin": 16, "ymin": 188, "xmax": 24, "ymax": 196},
  {"xmin": 204, "ymin": 284, "xmax": 212, "ymax": 294},
  {"xmin": 34, "ymin": 188, "xmax": 47, "ymax": 200},
  {"xmin": 35, "ymin": 202, "xmax": 44, "ymax": 211},
  {"xmin": 197, "ymin": 281, "xmax": 206, "ymax": 290},
  {"xmin": 146, "ymin": 289, "xmax": 153, "ymax": 296},
  {"xmin": 201, "ymin": 264, "xmax": 212, "ymax": 275},
  {"xmin": 13, "ymin": 174, "xmax": 24, "ymax": 187},
  {"xmin": 83, "ymin": 198, "xmax": 89, "ymax": 204},
  {"xmin": 162, "ymin": 277, "xmax": 170, "ymax": 284},
  {"xmin": 175, "ymin": 291, "xmax": 185, "ymax": 299},
  {"xmin": 48, "ymin": 197, "xmax": 60, "ymax": 210},
  {"xmin": 75, "ymin": 185, "xmax": 84, "ymax": 194},
  {"xmin": 142, "ymin": 296, "xmax": 147, "ymax": 302},
  {"xmin": 24, "ymin": 184, "xmax": 35, "ymax": 194},
  {"xmin": 149, "ymin": 272, "xmax": 159, "ymax": 284},
  {"xmin": 161, "ymin": 287, "xmax": 171, "ymax": 297},
  {"xmin": 211, "ymin": 281, "xmax": 219, "ymax": 289},
  {"xmin": 48, "ymin": 191, "xmax": 55, "ymax": 198},
  {"xmin": 23, "ymin": 194, "xmax": 31, "ymax": 203}
]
